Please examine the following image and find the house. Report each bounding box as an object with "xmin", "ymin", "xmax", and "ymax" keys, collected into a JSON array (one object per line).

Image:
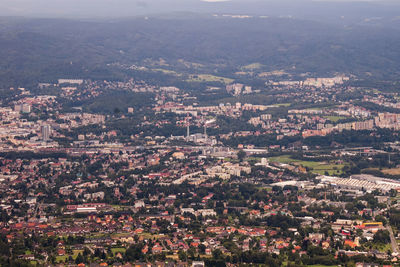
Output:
[{"xmin": 152, "ymin": 243, "xmax": 163, "ymax": 254}]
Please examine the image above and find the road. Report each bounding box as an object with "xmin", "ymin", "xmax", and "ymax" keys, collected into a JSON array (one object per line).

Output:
[{"xmin": 387, "ymin": 225, "xmax": 399, "ymax": 255}]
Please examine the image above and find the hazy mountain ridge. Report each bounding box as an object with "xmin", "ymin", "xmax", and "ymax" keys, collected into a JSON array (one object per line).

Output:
[{"xmin": 1, "ymin": 0, "xmax": 400, "ymax": 24}]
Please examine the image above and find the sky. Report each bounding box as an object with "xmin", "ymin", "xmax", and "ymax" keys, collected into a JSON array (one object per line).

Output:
[{"xmin": 0, "ymin": 0, "xmax": 399, "ymax": 20}]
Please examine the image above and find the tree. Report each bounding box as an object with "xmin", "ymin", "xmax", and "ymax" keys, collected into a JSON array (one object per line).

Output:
[
  {"xmin": 75, "ymin": 253, "xmax": 84, "ymax": 264},
  {"xmin": 83, "ymin": 247, "xmax": 91, "ymax": 257},
  {"xmin": 375, "ymin": 215, "xmax": 387, "ymax": 226},
  {"xmin": 212, "ymin": 249, "xmax": 224, "ymax": 261},
  {"xmin": 237, "ymin": 150, "xmax": 246, "ymax": 162},
  {"xmin": 178, "ymin": 250, "xmax": 187, "ymax": 261},
  {"xmin": 124, "ymin": 244, "xmax": 144, "ymax": 262},
  {"xmin": 373, "ymin": 230, "xmax": 390, "ymax": 243},
  {"xmin": 198, "ymin": 244, "xmax": 206, "ymax": 254}
]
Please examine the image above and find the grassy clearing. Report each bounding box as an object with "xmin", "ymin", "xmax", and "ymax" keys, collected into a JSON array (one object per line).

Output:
[
  {"xmin": 382, "ymin": 168, "xmax": 400, "ymax": 175},
  {"xmin": 177, "ymin": 59, "xmax": 204, "ymax": 68},
  {"xmin": 111, "ymin": 247, "xmax": 126, "ymax": 254},
  {"xmin": 312, "ymin": 164, "xmax": 345, "ymax": 175},
  {"xmin": 56, "ymin": 250, "xmax": 84, "ymax": 263},
  {"xmin": 152, "ymin": 68, "xmax": 181, "ymax": 76},
  {"xmin": 370, "ymin": 242, "xmax": 392, "ymax": 253},
  {"xmin": 258, "ymin": 70, "xmax": 287, "ymax": 77},
  {"xmin": 111, "ymin": 232, "xmax": 131, "ymax": 238},
  {"xmin": 187, "ymin": 74, "xmax": 234, "ymax": 84},
  {"xmin": 138, "ymin": 233, "xmax": 155, "ymax": 239},
  {"xmin": 323, "ymin": 115, "xmax": 347, "ymax": 122},
  {"xmin": 256, "ymin": 186, "xmax": 272, "ymax": 191},
  {"xmin": 56, "ymin": 255, "xmax": 68, "ymax": 263},
  {"xmin": 268, "ymin": 155, "xmax": 345, "ymax": 175},
  {"xmin": 242, "ymin": 63, "xmax": 263, "ymax": 70},
  {"xmin": 224, "ymin": 157, "xmax": 239, "ymax": 163},
  {"xmin": 73, "ymin": 250, "xmax": 84, "ymax": 257}
]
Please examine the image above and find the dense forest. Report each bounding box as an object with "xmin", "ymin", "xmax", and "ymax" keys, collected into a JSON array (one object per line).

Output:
[{"xmin": 0, "ymin": 16, "xmax": 400, "ymax": 87}]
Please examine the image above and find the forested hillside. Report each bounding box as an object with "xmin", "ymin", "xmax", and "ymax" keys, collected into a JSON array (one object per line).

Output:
[{"xmin": 0, "ymin": 16, "xmax": 400, "ymax": 87}]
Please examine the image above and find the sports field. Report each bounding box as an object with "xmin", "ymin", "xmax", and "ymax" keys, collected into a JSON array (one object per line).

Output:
[{"xmin": 268, "ymin": 155, "xmax": 345, "ymax": 175}]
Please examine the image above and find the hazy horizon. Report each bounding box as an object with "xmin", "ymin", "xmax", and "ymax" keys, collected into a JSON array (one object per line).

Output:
[{"xmin": 1, "ymin": 0, "xmax": 400, "ymax": 22}]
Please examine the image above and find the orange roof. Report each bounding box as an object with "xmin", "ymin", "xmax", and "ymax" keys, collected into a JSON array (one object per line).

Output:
[{"xmin": 344, "ymin": 239, "xmax": 357, "ymax": 248}]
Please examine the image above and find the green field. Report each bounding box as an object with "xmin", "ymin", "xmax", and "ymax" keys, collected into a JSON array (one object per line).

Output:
[
  {"xmin": 268, "ymin": 155, "xmax": 345, "ymax": 175},
  {"xmin": 364, "ymin": 242, "xmax": 392, "ymax": 253},
  {"xmin": 111, "ymin": 247, "xmax": 126, "ymax": 254},
  {"xmin": 242, "ymin": 62, "xmax": 263, "ymax": 70},
  {"xmin": 187, "ymin": 74, "xmax": 234, "ymax": 84},
  {"xmin": 56, "ymin": 250, "xmax": 84, "ymax": 263},
  {"xmin": 152, "ymin": 68, "xmax": 181, "ymax": 75},
  {"xmin": 323, "ymin": 115, "xmax": 347, "ymax": 122},
  {"xmin": 376, "ymin": 243, "xmax": 392, "ymax": 253},
  {"xmin": 56, "ymin": 255, "xmax": 68, "ymax": 263}
]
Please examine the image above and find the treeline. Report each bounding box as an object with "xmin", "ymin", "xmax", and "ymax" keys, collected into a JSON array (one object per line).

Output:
[{"xmin": 304, "ymin": 129, "xmax": 398, "ymax": 147}]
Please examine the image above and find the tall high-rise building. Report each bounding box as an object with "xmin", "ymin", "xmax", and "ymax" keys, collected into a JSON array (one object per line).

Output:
[
  {"xmin": 41, "ymin": 125, "xmax": 51, "ymax": 141},
  {"xmin": 21, "ymin": 103, "xmax": 31, "ymax": 113},
  {"xmin": 14, "ymin": 103, "xmax": 31, "ymax": 113}
]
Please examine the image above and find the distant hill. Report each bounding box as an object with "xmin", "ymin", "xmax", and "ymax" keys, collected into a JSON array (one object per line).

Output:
[{"xmin": 0, "ymin": 16, "xmax": 399, "ymax": 87}]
